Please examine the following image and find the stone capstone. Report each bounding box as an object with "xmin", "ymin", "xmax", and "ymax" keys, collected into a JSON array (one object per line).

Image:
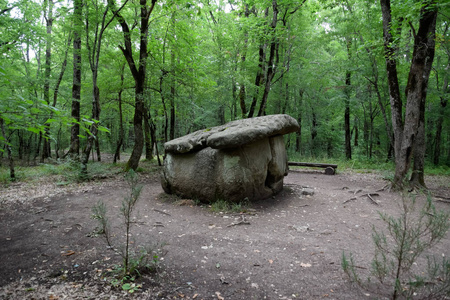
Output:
[
  {"xmin": 164, "ymin": 114, "xmax": 299, "ymax": 154},
  {"xmin": 162, "ymin": 114, "xmax": 300, "ymax": 203}
]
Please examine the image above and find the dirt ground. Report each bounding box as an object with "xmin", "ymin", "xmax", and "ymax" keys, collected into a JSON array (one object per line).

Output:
[{"xmin": 0, "ymin": 163, "xmax": 449, "ymax": 300}]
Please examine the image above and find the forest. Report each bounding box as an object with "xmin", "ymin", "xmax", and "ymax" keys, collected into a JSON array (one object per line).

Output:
[{"xmin": 1, "ymin": 0, "xmax": 449, "ymax": 187}]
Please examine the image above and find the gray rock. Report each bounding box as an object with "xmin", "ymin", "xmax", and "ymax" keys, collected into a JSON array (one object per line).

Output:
[
  {"xmin": 301, "ymin": 188, "xmax": 315, "ymax": 196},
  {"xmin": 164, "ymin": 114, "xmax": 299, "ymax": 154},
  {"xmin": 161, "ymin": 114, "xmax": 299, "ymax": 203}
]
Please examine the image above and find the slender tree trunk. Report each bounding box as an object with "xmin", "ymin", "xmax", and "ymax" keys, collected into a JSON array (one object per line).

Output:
[
  {"xmin": 344, "ymin": 71, "xmax": 351, "ymax": 159},
  {"xmin": 0, "ymin": 117, "xmax": 14, "ymax": 180},
  {"xmin": 170, "ymin": 46, "xmax": 176, "ymax": 140},
  {"xmin": 433, "ymin": 62, "xmax": 449, "ymax": 165},
  {"xmin": 42, "ymin": 0, "xmax": 53, "ymax": 162},
  {"xmin": 113, "ymin": 66, "xmax": 125, "ymax": 164},
  {"xmin": 248, "ymin": 41, "xmax": 265, "ymax": 118},
  {"xmin": 248, "ymin": 7, "xmax": 269, "ymax": 118},
  {"xmin": 69, "ymin": 0, "xmax": 82, "ymax": 160},
  {"xmin": 311, "ymin": 108, "xmax": 317, "ymax": 156},
  {"xmin": 34, "ymin": 131, "xmax": 42, "ymax": 161},
  {"xmin": 239, "ymin": 5, "xmax": 250, "ymax": 118},
  {"xmin": 113, "ymin": 0, "xmax": 157, "ymax": 171},
  {"xmin": 433, "ymin": 99, "xmax": 447, "ymax": 165},
  {"xmin": 410, "ymin": 99, "xmax": 426, "ymax": 187},
  {"xmin": 170, "ymin": 85, "xmax": 175, "ymax": 140},
  {"xmin": 353, "ymin": 117, "xmax": 359, "ymax": 147},
  {"xmin": 344, "ymin": 37, "xmax": 352, "ymax": 160},
  {"xmin": 17, "ymin": 131, "xmax": 23, "ymax": 160},
  {"xmin": 258, "ymin": 0, "xmax": 278, "ymax": 117},
  {"xmin": 143, "ymin": 109, "xmax": 153, "ymax": 160},
  {"xmin": 295, "ymin": 89, "xmax": 303, "ymax": 152}
]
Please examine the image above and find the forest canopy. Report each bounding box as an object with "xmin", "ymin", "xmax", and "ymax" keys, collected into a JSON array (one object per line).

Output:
[{"xmin": 0, "ymin": 0, "xmax": 449, "ymax": 187}]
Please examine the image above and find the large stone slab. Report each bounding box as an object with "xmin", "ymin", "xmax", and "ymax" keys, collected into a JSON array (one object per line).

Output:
[
  {"xmin": 161, "ymin": 114, "xmax": 299, "ymax": 203},
  {"xmin": 164, "ymin": 114, "xmax": 299, "ymax": 154}
]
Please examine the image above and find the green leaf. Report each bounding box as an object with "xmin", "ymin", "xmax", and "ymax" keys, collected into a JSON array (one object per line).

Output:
[
  {"xmin": 45, "ymin": 119, "xmax": 58, "ymax": 124},
  {"xmin": 27, "ymin": 127, "xmax": 41, "ymax": 134},
  {"xmin": 30, "ymin": 107, "xmax": 41, "ymax": 114},
  {"xmin": 97, "ymin": 126, "xmax": 110, "ymax": 133}
]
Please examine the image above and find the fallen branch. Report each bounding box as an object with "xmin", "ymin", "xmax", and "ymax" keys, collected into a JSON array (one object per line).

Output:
[
  {"xmin": 435, "ymin": 198, "xmax": 450, "ymax": 204},
  {"xmin": 153, "ymin": 209, "xmax": 171, "ymax": 216},
  {"xmin": 360, "ymin": 193, "xmax": 380, "ymax": 205},
  {"xmin": 343, "ymin": 197, "xmax": 357, "ymax": 204},
  {"xmin": 376, "ymin": 184, "xmax": 391, "ymax": 192}
]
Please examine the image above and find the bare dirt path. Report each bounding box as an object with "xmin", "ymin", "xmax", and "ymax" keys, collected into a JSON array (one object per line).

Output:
[{"xmin": 0, "ymin": 168, "xmax": 449, "ymax": 299}]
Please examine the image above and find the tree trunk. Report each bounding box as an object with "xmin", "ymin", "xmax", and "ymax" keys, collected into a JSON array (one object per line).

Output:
[
  {"xmin": 170, "ymin": 48, "xmax": 176, "ymax": 140},
  {"xmin": 344, "ymin": 37, "xmax": 352, "ymax": 160},
  {"xmin": 353, "ymin": 117, "xmax": 358, "ymax": 147},
  {"xmin": 258, "ymin": 0, "xmax": 278, "ymax": 117},
  {"xmin": 170, "ymin": 86, "xmax": 175, "ymax": 140},
  {"xmin": 433, "ymin": 61, "xmax": 449, "ymax": 165},
  {"xmin": 113, "ymin": 0, "xmax": 157, "ymax": 171},
  {"xmin": 143, "ymin": 109, "xmax": 153, "ymax": 160},
  {"xmin": 248, "ymin": 41, "xmax": 265, "ymax": 118},
  {"xmin": 433, "ymin": 98, "xmax": 447, "ymax": 165},
  {"xmin": 380, "ymin": 0, "xmax": 437, "ymax": 189},
  {"xmin": 68, "ymin": 0, "xmax": 82, "ymax": 160},
  {"xmin": 248, "ymin": 7, "xmax": 269, "ymax": 119},
  {"xmin": 344, "ymin": 71, "xmax": 351, "ymax": 160},
  {"xmin": 42, "ymin": 0, "xmax": 53, "ymax": 162},
  {"xmin": 400, "ymin": 3, "xmax": 437, "ymax": 188},
  {"xmin": 311, "ymin": 108, "xmax": 317, "ymax": 156},
  {"xmin": 114, "ymin": 64, "xmax": 126, "ymax": 164},
  {"xmin": 295, "ymin": 89, "xmax": 303, "ymax": 152},
  {"xmin": 410, "ymin": 98, "xmax": 426, "ymax": 188},
  {"xmin": 0, "ymin": 117, "xmax": 14, "ymax": 180}
]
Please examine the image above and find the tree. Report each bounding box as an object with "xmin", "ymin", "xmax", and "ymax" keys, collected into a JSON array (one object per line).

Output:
[
  {"xmin": 380, "ymin": 0, "xmax": 438, "ymax": 189},
  {"xmin": 433, "ymin": 22, "xmax": 449, "ymax": 165},
  {"xmin": 111, "ymin": 0, "xmax": 157, "ymax": 171},
  {"xmin": 68, "ymin": 0, "xmax": 83, "ymax": 159},
  {"xmin": 80, "ymin": 0, "xmax": 126, "ymax": 175}
]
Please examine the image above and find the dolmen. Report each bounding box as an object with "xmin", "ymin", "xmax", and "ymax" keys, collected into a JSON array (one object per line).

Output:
[{"xmin": 161, "ymin": 114, "xmax": 300, "ymax": 203}]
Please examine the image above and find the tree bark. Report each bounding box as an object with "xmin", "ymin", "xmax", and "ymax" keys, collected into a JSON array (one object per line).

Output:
[
  {"xmin": 113, "ymin": 64, "xmax": 125, "ymax": 164},
  {"xmin": 410, "ymin": 98, "xmax": 426, "ymax": 187},
  {"xmin": 433, "ymin": 59, "xmax": 449, "ymax": 165},
  {"xmin": 248, "ymin": 42, "xmax": 265, "ymax": 118},
  {"xmin": 295, "ymin": 89, "xmax": 303, "ymax": 152},
  {"xmin": 258, "ymin": 0, "xmax": 278, "ymax": 117},
  {"xmin": 344, "ymin": 38, "xmax": 352, "ymax": 160},
  {"xmin": 238, "ymin": 5, "xmax": 250, "ymax": 118},
  {"xmin": 42, "ymin": 0, "xmax": 53, "ymax": 162},
  {"xmin": 68, "ymin": 0, "xmax": 82, "ymax": 160},
  {"xmin": 0, "ymin": 117, "xmax": 14, "ymax": 180},
  {"xmin": 403, "ymin": 3, "xmax": 437, "ymax": 188},
  {"xmin": 143, "ymin": 108, "xmax": 153, "ymax": 160},
  {"xmin": 113, "ymin": 0, "xmax": 157, "ymax": 171},
  {"xmin": 380, "ymin": 0, "xmax": 437, "ymax": 189}
]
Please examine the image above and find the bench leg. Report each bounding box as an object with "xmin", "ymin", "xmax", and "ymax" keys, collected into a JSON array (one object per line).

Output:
[{"xmin": 325, "ymin": 167, "xmax": 335, "ymax": 175}]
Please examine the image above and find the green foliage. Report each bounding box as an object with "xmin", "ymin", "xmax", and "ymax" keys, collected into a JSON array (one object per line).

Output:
[
  {"xmin": 210, "ymin": 198, "xmax": 250, "ymax": 213},
  {"xmin": 0, "ymin": 159, "xmax": 123, "ymax": 185},
  {"xmin": 342, "ymin": 193, "xmax": 450, "ymax": 299},
  {"xmin": 1, "ymin": 0, "xmax": 449, "ymax": 175},
  {"xmin": 92, "ymin": 170, "xmax": 164, "ymax": 290}
]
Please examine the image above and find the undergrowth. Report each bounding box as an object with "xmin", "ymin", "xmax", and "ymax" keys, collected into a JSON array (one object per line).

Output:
[
  {"xmin": 91, "ymin": 170, "xmax": 164, "ymax": 294},
  {"xmin": 342, "ymin": 192, "xmax": 450, "ymax": 299},
  {"xmin": 0, "ymin": 158, "xmax": 126, "ymax": 185},
  {"xmin": 210, "ymin": 198, "xmax": 250, "ymax": 213}
]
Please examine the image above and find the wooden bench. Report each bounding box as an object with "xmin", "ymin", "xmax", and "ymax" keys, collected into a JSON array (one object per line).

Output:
[{"xmin": 288, "ymin": 162, "xmax": 338, "ymax": 175}]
